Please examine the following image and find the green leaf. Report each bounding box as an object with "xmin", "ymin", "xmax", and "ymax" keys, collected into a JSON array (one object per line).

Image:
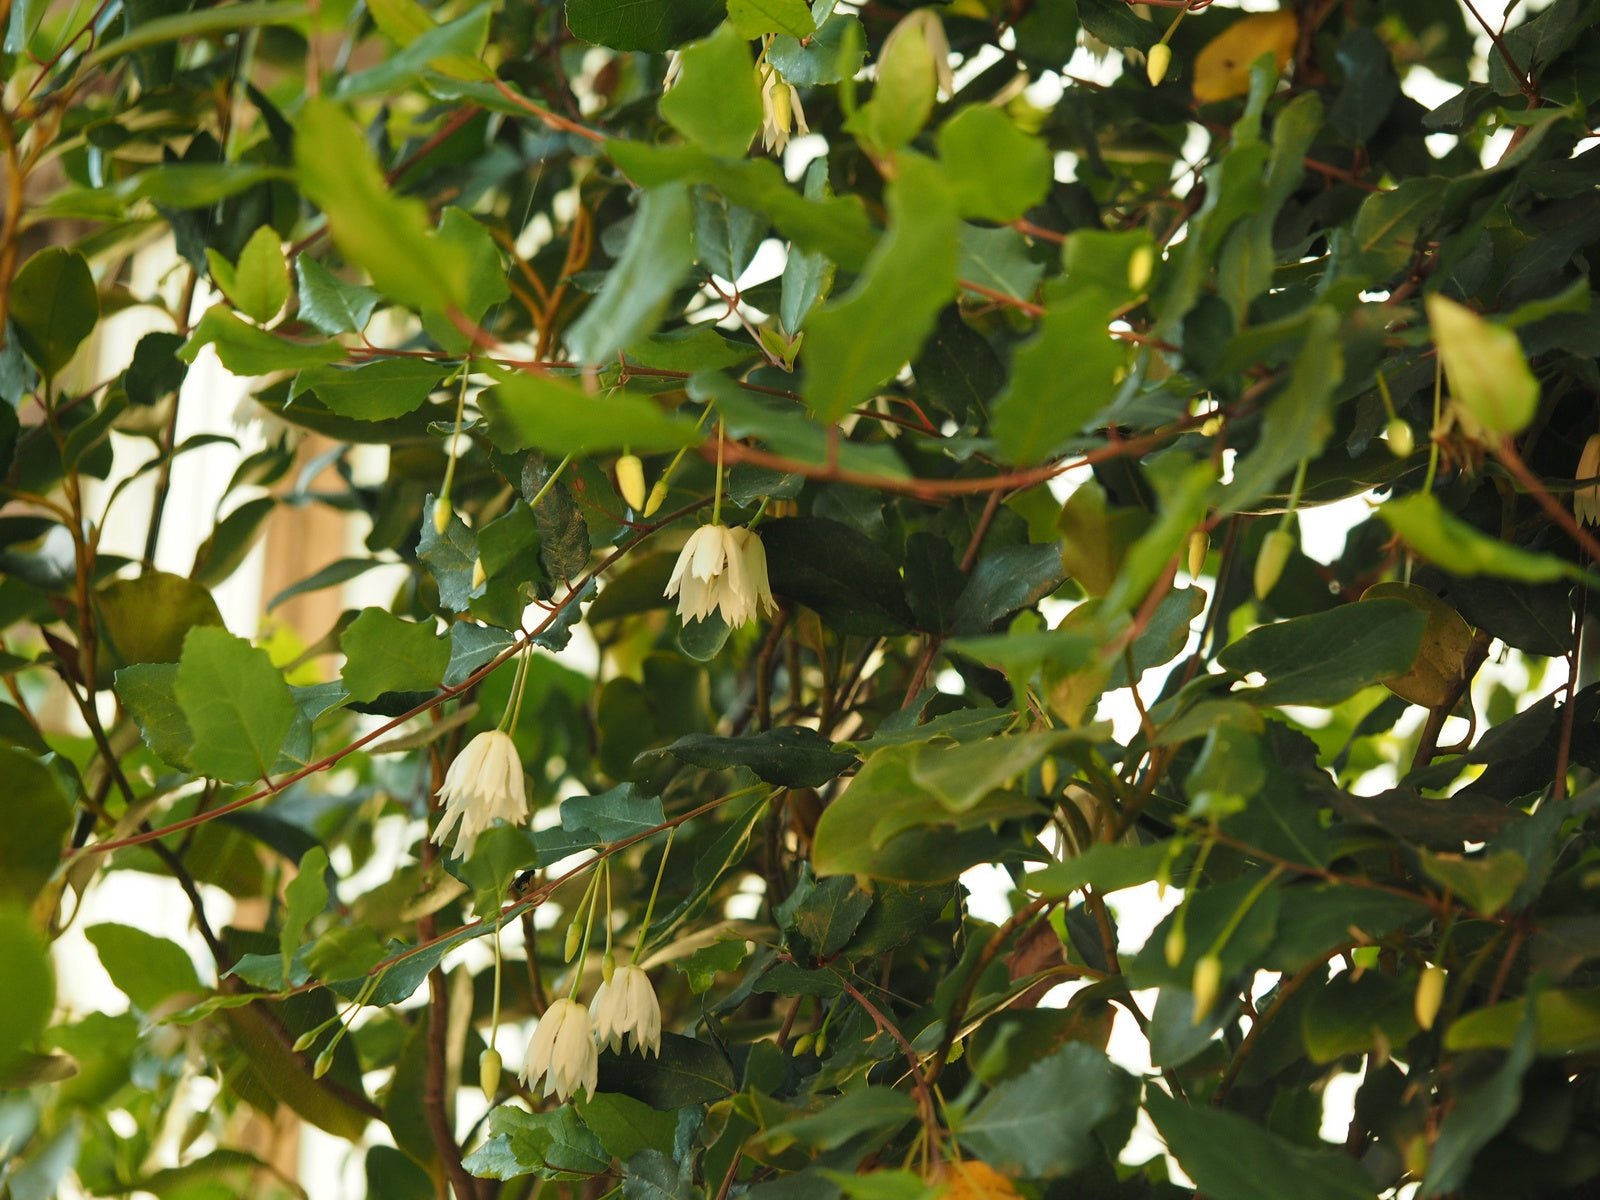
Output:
[
  {"xmin": 607, "ymin": 141, "xmax": 876, "ymax": 271},
  {"xmin": 115, "ymin": 663, "xmax": 194, "ymax": 768},
  {"xmin": 1225, "ymin": 306, "xmax": 1344, "ymax": 510},
  {"xmin": 1445, "ymin": 988, "xmax": 1600, "ymax": 1056},
  {"xmin": 179, "ymin": 306, "xmax": 342, "ymax": 376},
  {"xmin": 765, "ymin": 1088, "xmax": 916, "ymax": 1152},
  {"xmin": 280, "ymin": 847, "xmax": 330, "ymax": 985},
  {"xmin": 192, "ymin": 496, "xmax": 276, "ymax": 588},
  {"xmin": 88, "ymin": 1, "xmax": 310, "ymax": 66},
  {"xmin": 949, "ymin": 542, "xmax": 1066, "ymax": 634},
  {"xmin": 760, "ymin": 516, "xmax": 915, "ymax": 636},
  {"xmin": 595, "ymin": 1032, "xmax": 736, "ymax": 1108},
  {"xmin": 339, "ymin": 608, "xmax": 449, "ymax": 702},
  {"xmin": 989, "ymin": 289, "xmax": 1127, "ymax": 464},
  {"xmin": 726, "ymin": 0, "xmax": 813, "ymax": 39},
  {"xmin": 1427, "ymin": 996, "xmax": 1538, "ymax": 1194},
  {"xmin": 802, "ymin": 155, "xmax": 959, "ymax": 423},
  {"xmin": 560, "ymin": 784, "xmax": 667, "ymax": 844},
  {"xmin": 294, "ymin": 255, "xmax": 380, "ymax": 334},
  {"xmin": 0, "ymin": 748, "xmax": 72, "ymax": 904},
  {"xmin": 936, "ymin": 106, "xmax": 1052, "ymax": 223},
  {"xmin": 295, "ymin": 96, "xmax": 468, "ymax": 312},
  {"xmin": 777, "ymin": 867, "xmax": 872, "ymax": 959},
  {"xmin": 9, "ymin": 247, "xmax": 98, "ymax": 377},
  {"xmin": 566, "ymin": 183, "xmax": 695, "ymax": 364},
  {"xmin": 418, "ymin": 495, "xmax": 478, "ymax": 611},
  {"xmin": 673, "ymin": 938, "xmax": 748, "ymax": 994},
  {"xmin": 422, "ymin": 207, "xmax": 511, "ymax": 352},
  {"xmin": 0, "ymin": 908, "xmax": 53, "ymax": 1079},
  {"xmin": 122, "ymin": 330, "xmax": 188, "ymax": 406},
  {"xmin": 84, "ymin": 924, "xmax": 203, "ymax": 1011},
  {"xmin": 1218, "ymin": 599, "xmax": 1427, "ymax": 708},
  {"xmin": 566, "ymin": 0, "xmax": 721, "ymax": 51},
  {"xmin": 1026, "ymin": 841, "xmax": 1172, "ymax": 899},
  {"xmin": 483, "ymin": 370, "xmax": 697, "ymax": 455},
  {"xmin": 95, "ymin": 570, "xmax": 225, "ymax": 668},
  {"xmin": 206, "ymin": 225, "xmax": 289, "ymax": 324},
  {"xmin": 1382, "ymin": 493, "xmax": 1593, "ymax": 584},
  {"xmin": 1419, "ymin": 850, "xmax": 1527, "ymax": 916},
  {"xmin": 336, "ymin": 6, "xmax": 491, "ymax": 99},
  {"xmin": 659, "ymin": 24, "xmax": 761, "ymax": 157},
  {"xmin": 465, "ymin": 1104, "xmax": 611, "ymax": 1180},
  {"xmin": 1146, "ymin": 1092, "xmax": 1376, "ymax": 1200},
  {"xmin": 957, "ymin": 1043, "xmax": 1136, "ymax": 1177},
  {"xmin": 174, "ymin": 627, "xmax": 296, "ymax": 783},
  {"xmin": 294, "ymin": 358, "xmax": 447, "ymax": 421},
  {"xmin": 664, "ymin": 728, "xmax": 856, "ymax": 788}
]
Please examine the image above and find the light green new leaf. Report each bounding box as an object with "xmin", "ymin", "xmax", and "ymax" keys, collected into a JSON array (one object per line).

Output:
[
  {"xmin": 1381, "ymin": 492, "xmax": 1593, "ymax": 584},
  {"xmin": 0, "ymin": 749, "xmax": 73, "ymax": 905},
  {"xmin": 336, "ymin": 5, "xmax": 491, "ymax": 98},
  {"xmin": 0, "ymin": 909, "xmax": 52, "ymax": 1075},
  {"xmin": 85, "ymin": 924, "xmax": 203, "ymax": 1011},
  {"xmin": 1218, "ymin": 599, "xmax": 1426, "ymax": 708},
  {"xmin": 174, "ymin": 628, "xmax": 296, "ymax": 783},
  {"xmin": 564, "ymin": 182, "xmax": 694, "ymax": 364},
  {"xmin": 9, "ymin": 247, "xmax": 98, "ymax": 378},
  {"xmin": 295, "ymin": 97, "xmax": 467, "ymax": 312},
  {"xmin": 936, "ymin": 105, "xmax": 1052, "ymax": 222},
  {"xmin": 340, "ymin": 608, "xmax": 449, "ymax": 701},
  {"xmin": 280, "ymin": 846, "xmax": 330, "ymax": 984},
  {"xmin": 483, "ymin": 369, "xmax": 697, "ymax": 454},
  {"xmin": 1428, "ymin": 293, "xmax": 1539, "ymax": 439},
  {"xmin": 659, "ymin": 24, "xmax": 761, "ymax": 157},
  {"xmin": 803, "ymin": 156, "xmax": 958, "ymax": 423},
  {"xmin": 180, "ymin": 306, "xmax": 341, "ymax": 376},
  {"xmin": 726, "ymin": 0, "xmax": 813, "ymax": 38},
  {"xmin": 206, "ymin": 226, "xmax": 289, "ymax": 324},
  {"xmin": 989, "ymin": 288, "xmax": 1127, "ymax": 464}
]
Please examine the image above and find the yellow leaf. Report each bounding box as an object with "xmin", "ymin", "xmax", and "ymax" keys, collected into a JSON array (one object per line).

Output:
[
  {"xmin": 936, "ymin": 1160, "xmax": 1023, "ymax": 1199},
  {"xmin": 1192, "ymin": 9, "xmax": 1298, "ymax": 103},
  {"xmin": 1362, "ymin": 582, "xmax": 1474, "ymax": 709}
]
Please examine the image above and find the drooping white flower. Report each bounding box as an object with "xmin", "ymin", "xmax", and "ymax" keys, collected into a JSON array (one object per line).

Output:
[
  {"xmin": 590, "ymin": 965, "xmax": 662, "ymax": 1057},
  {"xmin": 759, "ymin": 62, "xmax": 808, "ymax": 155},
  {"xmin": 1576, "ymin": 433, "xmax": 1600, "ymax": 527},
  {"xmin": 519, "ymin": 998, "xmax": 599, "ymax": 1102},
  {"xmin": 431, "ymin": 729, "xmax": 528, "ymax": 861},
  {"xmin": 664, "ymin": 524, "xmax": 777, "ymax": 629}
]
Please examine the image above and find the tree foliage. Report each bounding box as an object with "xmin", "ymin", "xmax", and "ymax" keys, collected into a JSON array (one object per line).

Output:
[{"xmin": 3, "ymin": 0, "xmax": 1600, "ymax": 1196}]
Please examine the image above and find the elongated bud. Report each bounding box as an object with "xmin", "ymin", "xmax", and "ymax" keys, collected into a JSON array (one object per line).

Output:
[
  {"xmin": 1385, "ymin": 418, "xmax": 1415, "ymax": 458},
  {"xmin": 1164, "ymin": 926, "xmax": 1186, "ymax": 969},
  {"xmin": 1128, "ymin": 244, "xmax": 1155, "ymax": 292},
  {"xmin": 480, "ymin": 1048, "xmax": 503, "ymax": 1101},
  {"xmin": 813, "ymin": 1030, "xmax": 827, "ymax": 1056},
  {"xmin": 1414, "ymin": 965, "xmax": 1446, "ymax": 1031},
  {"xmin": 616, "ymin": 455, "xmax": 647, "ymax": 511},
  {"xmin": 471, "ymin": 557, "xmax": 487, "ymax": 590},
  {"xmin": 293, "ymin": 1028, "xmax": 322, "ymax": 1053},
  {"xmin": 1254, "ymin": 528, "xmax": 1294, "ymax": 601},
  {"xmin": 602, "ymin": 951, "xmax": 616, "ymax": 984},
  {"xmin": 1187, "ymin": 530, "xmax": 1209, "ymax": 580},
  {"xmin": 1147, "ymin": 42, "xmax": 1172, "ymax": 86},
  {"xmin": 564, "ymin": 919, "xmax": 583, "ymax": 962},
  {"xmin": 1191, "ymin": 954, "xmax": 1222, "ymax": 1023},
  {"xmin": 642, "ymin": 478, "xmax": 670, "ymax": 518},
  {"xmin": 791, "ymin": 1033, "xmax": 814, "ymax": 1057},
  {"xmin": 432, "ymin": 496, "xmax": 452, "ymax": 535},
  {"xmin": 313, "ymin": 1042, "xmax": 338, "ymax": 1079}
]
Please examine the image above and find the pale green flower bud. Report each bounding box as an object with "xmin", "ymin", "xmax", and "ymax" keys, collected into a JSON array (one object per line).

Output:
[
  {"xmin": 1254, "ymin": 528, "xmax": 1294, "ymax": 601},
  {"xmin": 480, "ymin": 1047, "xmax": 503, "ymax": 1101},
  {"xmin": 432, "ymin": 496, "xmax": 452, "ymax": 535},
  {"xmin": 1147, "ymin": 43, "xmax": 1172, "ymax": 86},
  {"xmin": 616, "ymin": 455, "xmax": 647, "ymax": 511},
  {"xmin": 1414, "ymin": 965, "xmax": 1446, "ymax": 1031}
]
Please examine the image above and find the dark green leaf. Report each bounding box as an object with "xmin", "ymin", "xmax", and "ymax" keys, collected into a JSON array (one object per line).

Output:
[{"xmin": 664, "ymin": 728, "xmax": 855, "ymax": 788}]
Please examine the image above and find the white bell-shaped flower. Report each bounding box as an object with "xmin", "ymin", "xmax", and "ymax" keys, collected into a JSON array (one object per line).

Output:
[
  {"xmin": 520, "ymin": 998, "xmax": 599, "ymax": 1102},
  {"xmin": 590, "ymin": 965, "xmax": 662, "ymax": 1057},
  {"xmin": 664, "ymin": 524, "xmax": 777, "ymax": 629},
  {"xmin": 431, "ymin": 729, "xmax": 529, "ymax": 861}
]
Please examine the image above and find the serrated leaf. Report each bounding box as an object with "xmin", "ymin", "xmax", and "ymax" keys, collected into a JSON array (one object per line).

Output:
[
  {"xmin": 173, "ymin": 628, "xmax": 296, "ymax": 783},
  {"xmin": 339, "ymin": 608, "xmax": 449, "ymax": 701}
]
